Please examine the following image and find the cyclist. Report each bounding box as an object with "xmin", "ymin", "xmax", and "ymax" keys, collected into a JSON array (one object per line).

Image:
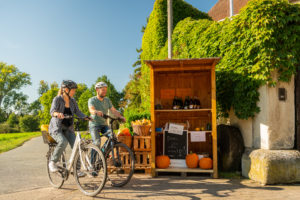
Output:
[
  {"xmin": 48, "ymin": 80, "xmax": 90, "ymax": 172},
  {"xmin": 88, "ymin": 81, "xmax": 126, "ymax": 148}
]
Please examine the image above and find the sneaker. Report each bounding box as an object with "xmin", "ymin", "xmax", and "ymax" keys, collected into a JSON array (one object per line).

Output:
[
  {"xmin": 49, "ymin": 161, "xmax": 59, "ymax": 172},
  {"xmin": 77, "ymin": 171, "xmax": 86, "ymax": 177}
]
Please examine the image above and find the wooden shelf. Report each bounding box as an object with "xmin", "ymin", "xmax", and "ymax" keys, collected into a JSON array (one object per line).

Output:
[
  {"xmin": 155, "ymin": 109, "xmax": 211, "ymax": 113},
  {"xmin": 155, "ymin": 167, "xmax": 213, "ymax": 173}
]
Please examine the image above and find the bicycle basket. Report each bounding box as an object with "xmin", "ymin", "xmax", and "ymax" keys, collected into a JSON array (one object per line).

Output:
[{"xmin": 41, "ymin": 124, "xmax": 56, "ymax": 144}]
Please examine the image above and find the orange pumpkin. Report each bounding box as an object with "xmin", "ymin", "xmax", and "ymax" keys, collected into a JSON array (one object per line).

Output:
[
  {"xmin": 185, "ymin": 153, "xmax": 199, "ymax": 168},
  {"xmin": 121, "ymin": 128, "xmax": 131, "ymax": 136},
  {"xmin": 199, "ymin": 157, "xmax": 213, "ymax": 169},
  {"xmin": 156, "ymin": 155, "xmax": 170, "ymax": 169}
]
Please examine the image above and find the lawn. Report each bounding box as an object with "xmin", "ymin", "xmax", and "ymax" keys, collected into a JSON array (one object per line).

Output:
[{"xmin": 0, "ymin": 132, "xmax": 41, "ymax": 153}]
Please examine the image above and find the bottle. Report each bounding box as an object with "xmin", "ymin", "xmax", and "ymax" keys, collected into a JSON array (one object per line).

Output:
[
  {"xmin": 184, "ymin": 96, "xmax": 189, "ymax": 109},
  {"xmin": 189, "ymin": 97, "xmax": 194, "ymax": 109},
  {"xmin": 206, "ymin": 123, "xmax": 212, "ymax": 131},
  {"xmin": 178, "ymin": 97, "xmax": 183, "ymax": 109},
  {"xmin": 172, "ymin": 96, "xmax": 178, "ymax": 110},
  {"xmin": 193, "ymin": 96, "xmax": 197, "ymax": 109}
]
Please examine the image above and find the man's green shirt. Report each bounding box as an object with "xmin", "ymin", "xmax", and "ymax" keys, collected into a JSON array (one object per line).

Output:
[{"xmin": 88, "ymin": 96, "xmax": 112, "ymax": 127}]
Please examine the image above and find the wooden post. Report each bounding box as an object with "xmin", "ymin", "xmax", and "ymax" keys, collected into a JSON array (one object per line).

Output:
[
  {"xmin": 167, "ymin": 0, "xmax": 173, "ymax": 59},
  {"xmin": 150, "ymin": 64, "xmax": 156, "ymax": 177},
  {"xmin": 211, "ymin": 61, "xmax": 218, "ymax": 178}
]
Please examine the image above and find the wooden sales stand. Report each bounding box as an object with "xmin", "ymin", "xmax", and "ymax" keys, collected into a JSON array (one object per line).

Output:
[{"xmin": 145, "ymin": 58, "xmax": 220, "ymax": 178}]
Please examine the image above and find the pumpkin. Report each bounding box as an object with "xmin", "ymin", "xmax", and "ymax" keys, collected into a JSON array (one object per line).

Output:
[
  {"xmin": 185, "ymin": 153, "xmax": 199, "ymax": 168},
  {"xmin": 121, "ymin": 128, "xmax": 131, "ymax": 136},
  {"xmin": 199, "ymin": 157, "xmax": 213, "ymax": 169},
  {"xmin": 156, "ymin": 155, "xmax": 170, "ymax": 169}
]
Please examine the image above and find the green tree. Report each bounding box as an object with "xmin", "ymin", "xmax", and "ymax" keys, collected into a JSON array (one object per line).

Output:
[
  {"xmin": 39, "ymin": 84, "xmax": 59, "ymax": 125},
  {"xmin": 19, "ymin": 115, "xmax": 40, "ymax": 132},
  {"xmin": 74, "ymin": 83, "xmax": 88, "ymax": 101},
  {"xmin": 38, "ymin": 80, "xmax": 49, "ymax": 96},
  {"xmin": 78, "ymin": 89, "xmax": 93, "ymax": 116},
  {"xmin": 7, "ymin": 113, "xmax": 19, "ymax": 128},
  {"xmin": 0, "ymin": 62, "xmax": 31, "ymax": 112}
]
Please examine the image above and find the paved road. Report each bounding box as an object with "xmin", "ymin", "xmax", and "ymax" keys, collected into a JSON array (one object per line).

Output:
[{"xmin": 1, "ymin": 137, "xmax": 300, "ymax": 200}]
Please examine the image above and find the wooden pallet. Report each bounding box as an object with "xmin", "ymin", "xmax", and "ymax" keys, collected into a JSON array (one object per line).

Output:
[
  {"xmin": 154, "ymin": 167, "xmax": 213, "ymax": 177},
  {"xmin": 133, "ymin": 136, "xmax": 151, "ymax": 152}
]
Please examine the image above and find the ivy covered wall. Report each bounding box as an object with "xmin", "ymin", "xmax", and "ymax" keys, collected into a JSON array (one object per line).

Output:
[{"xmin": 141, "ymin": 0, "xmax": 300, "ymax": 119}]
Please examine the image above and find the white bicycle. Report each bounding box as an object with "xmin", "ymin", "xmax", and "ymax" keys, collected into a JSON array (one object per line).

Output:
[{"xmin": 42, "ymin": 116, "xmax": 107, "ymax": 197}]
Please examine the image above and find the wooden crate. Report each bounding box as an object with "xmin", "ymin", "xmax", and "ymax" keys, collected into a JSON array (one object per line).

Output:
[
  {"xmin": 134, "ymin": 151, "xmax": 151, "ymax": 174},
  {"xmin": 133, "ymin": 136, "xmax": 151, "ymax": 152}
]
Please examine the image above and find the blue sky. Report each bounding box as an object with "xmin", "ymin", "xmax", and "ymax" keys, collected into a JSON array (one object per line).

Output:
[{"xmin": 0, "ymin": 0, "xmax": 218, "ymax": 103}]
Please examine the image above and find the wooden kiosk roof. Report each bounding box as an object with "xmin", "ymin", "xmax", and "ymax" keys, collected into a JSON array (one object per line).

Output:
[{"xmin": 144, "ymin": 58, "xmax": 221, "ymax": 71}]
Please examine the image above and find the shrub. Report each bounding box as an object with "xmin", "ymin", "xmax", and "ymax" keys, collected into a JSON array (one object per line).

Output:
[{"xmin": 19, "ymin": 115, "xmax": 40, "ymax": 132}]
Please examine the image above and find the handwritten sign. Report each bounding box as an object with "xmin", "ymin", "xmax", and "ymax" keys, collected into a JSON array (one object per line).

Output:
[
  {"xmin": 168, "ymin": 123, "xmax": 184, "ymax": 135},
  {"xmin": 190, "ymin": 131, "xmax": 206, "ymax": 142},
  {"xmin": 164, "ymin": 131, "xmax": 187, "ymax": 159}
]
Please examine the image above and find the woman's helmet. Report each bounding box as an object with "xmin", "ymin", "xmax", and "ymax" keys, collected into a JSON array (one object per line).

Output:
[
  {"xmin": 95, "ymin": 82, "xmax": 108, "ymax": 89},
  {"xmin": 61, "ymin": 80, "xmax": 78, "ymax": 89}
]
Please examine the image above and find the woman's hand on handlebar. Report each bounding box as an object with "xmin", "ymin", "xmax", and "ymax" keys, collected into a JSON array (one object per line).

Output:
[{"xmin": 55, "ymin": 112, "xmax": 64, "ymax": 119}]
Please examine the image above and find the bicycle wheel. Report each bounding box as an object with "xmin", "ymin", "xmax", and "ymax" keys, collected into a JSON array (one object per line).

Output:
[
  {"xmin": 106, "ymin": 142, "xmax": 135, "ymax": 187},
  {"xmin": 46, "ymin": 146, "xmax": 65, "ymax": 188},
  {"xmin": 73, "ymin": 144, "xmax": 107, "ymax": 197}
]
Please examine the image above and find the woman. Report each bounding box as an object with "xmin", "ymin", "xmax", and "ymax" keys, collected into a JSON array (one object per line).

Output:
[{"xmin": 48, "ymin": 80, "xmax": 90, "ymax": 172}]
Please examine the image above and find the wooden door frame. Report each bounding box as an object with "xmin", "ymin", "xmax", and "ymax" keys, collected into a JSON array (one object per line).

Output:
[{"xmin": 295, "ymin": 71, "xmax": 300, "ymax": 150}]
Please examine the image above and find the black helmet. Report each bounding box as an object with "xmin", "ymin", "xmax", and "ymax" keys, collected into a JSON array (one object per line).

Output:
[{"xmin": 61, "ymin": 80, "xmax": 78, "ymax": 89}]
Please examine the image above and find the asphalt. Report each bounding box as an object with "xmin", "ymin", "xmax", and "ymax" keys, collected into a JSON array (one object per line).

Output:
[{"xmin": 1, "ymin": 136, "xmax": 300, "ymax": 200}]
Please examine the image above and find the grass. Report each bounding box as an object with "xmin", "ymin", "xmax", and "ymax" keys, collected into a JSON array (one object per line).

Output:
[{"xmin": 0, "ymin": 132, "xmax": 41, "ymax": 153}]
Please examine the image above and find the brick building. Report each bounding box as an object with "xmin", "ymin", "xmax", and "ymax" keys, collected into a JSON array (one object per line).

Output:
[{"xmin": 208, "ymin": 0, "xmax": 300, "ymax": 21}]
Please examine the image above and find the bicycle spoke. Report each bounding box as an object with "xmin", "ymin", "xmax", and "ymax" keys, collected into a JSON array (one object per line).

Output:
[
  {"xmin": 106, "ymin": 143, "xmax": 134, "ymax": 187},
  {"xmin": 73, "ymin": 144, "xmax": 106, "ymax": 197}
]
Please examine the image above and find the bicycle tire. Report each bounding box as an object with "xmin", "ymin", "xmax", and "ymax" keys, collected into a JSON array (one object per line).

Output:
[
  {"xmin": 105, "ymin": 142, "xmax": 135, "ymax": 187},
  {"xmin": 73, "ymin": 144, "xmax": 107, "ymax": 197},
  {"xmin": 46, "ymin": 146, "xmax": 65, "ymax": 188}
]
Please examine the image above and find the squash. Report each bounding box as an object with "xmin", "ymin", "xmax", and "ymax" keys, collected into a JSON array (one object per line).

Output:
[
  {"xmin": 185, "ymin": 152, "xmax": 199, "ymax": 168},
  {"xmin": 199, "ymin": 157, "xmax": 213, "ymax": 169},
  {"xmin": 156, "ymin": 155, "xmax": 170, "ymax": 169},
  {"xmin": 121, "ymin": 128, "xmax": 131, "ymax": 136}
]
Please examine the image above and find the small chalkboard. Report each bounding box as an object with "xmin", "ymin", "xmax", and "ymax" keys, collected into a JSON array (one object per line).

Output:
[{"xmin": 164, "ymin": 130, "xmax": 187, "ymax": 159}]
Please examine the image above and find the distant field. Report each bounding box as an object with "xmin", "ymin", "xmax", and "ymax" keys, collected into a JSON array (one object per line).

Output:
[{"xmin": 0, "ymin": 132, "xmax": 41, "ymax": 153}]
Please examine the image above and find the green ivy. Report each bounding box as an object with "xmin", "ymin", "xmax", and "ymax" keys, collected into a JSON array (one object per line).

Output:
[
  {"xmin": 141, "ymin": 0, "xmax": 300, "ymax": 119},
  {"xmin": 140, "ymin": 0, "xmax": 212, "ymax": 111}
]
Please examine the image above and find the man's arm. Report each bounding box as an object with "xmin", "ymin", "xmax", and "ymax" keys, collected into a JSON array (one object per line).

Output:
[
  {"xmin": 110, "ymin": 106, "xmax": 126, "ymax": 122},
  {"xmin": 89, "ymin": 105, "xmax": 103, "ymax": 116}
]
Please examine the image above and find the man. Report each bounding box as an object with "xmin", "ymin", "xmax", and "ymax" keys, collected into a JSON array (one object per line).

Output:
[{"xmin": 88, "ymin": 81, "xmax": 126, "ymax": 147}]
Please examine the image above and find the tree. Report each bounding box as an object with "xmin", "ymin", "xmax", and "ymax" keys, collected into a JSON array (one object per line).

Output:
[
  {"xmin": 0, "ymin": 62, "xmax": 31, "ymax": 111},
  {"xmin": 19, "ymin": 115, "xmax": 39, "ymax": 132},
  {"xmin": 78, "ymin": 89, "xmax": 93, "ymax": 116},
  {"xmin": 7, "ymin": 113, "xmax": 19, "ymax": 128},
  {"xmin": 39, "ymin": 84, "xmax": 59, "ymax": 125},
  {"xmin": 38, "ymin": 80, "xmax": 49, "ymax": 96},
  {"xmin": 74, "ymin": 83, "xmax": 88, "ymax": 101}
]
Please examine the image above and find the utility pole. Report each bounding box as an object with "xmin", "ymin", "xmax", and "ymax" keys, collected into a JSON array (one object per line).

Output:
[
  {"xmin": 168, "ymin": 0, "xmax": 173, "ymax": 59},
  {"xmin": 229, "ymin": 0, "xmax": 234, "ymax": 17}
]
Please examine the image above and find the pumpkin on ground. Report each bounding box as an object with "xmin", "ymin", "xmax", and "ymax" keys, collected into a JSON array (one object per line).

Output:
[
  {"xmin": 185, "ymin": 153, "xmax": 199, "ymax": 168},
  {"xmin": 156, "ymin": 155, "xmax": 170, "ymax": 169},
  {"xmin": 199, "ymin": 157, "xmax": 213, "ymax": 169}
]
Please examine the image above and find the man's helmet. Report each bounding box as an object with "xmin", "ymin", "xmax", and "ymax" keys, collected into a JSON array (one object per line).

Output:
[
  {"xmin": 61, "ymin": 80, "xmax": 78, "ymax": 89},
  {"xmin": 95, "ymin": 82, "xmax": 108, "ymax": 89}
]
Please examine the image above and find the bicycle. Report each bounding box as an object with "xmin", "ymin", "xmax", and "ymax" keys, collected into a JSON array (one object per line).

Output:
[
  {"xmin": 99, "ymin": 114, "xmax": 135, "ymax": 187},
  {"xmin": 42, "ymin": 115, "xmax": 107, "ymax": 197}
]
